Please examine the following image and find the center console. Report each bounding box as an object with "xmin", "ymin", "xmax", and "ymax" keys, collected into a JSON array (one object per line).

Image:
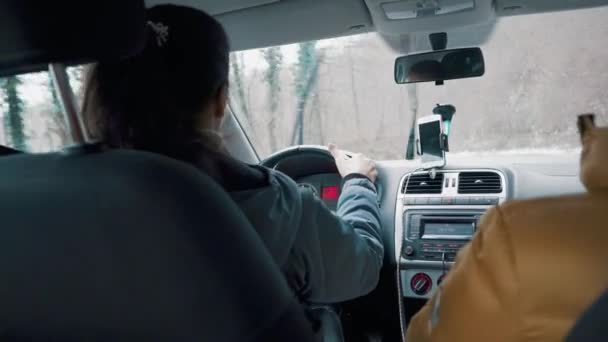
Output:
[{"xmin": 395, "ymin": 169, "xmax": 507, "ymax": 298}]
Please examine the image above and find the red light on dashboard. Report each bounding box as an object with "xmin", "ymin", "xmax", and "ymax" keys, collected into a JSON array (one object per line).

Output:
[{"xmin": 321, "ymin": 186, "xmax": 340, "ymax": 200}]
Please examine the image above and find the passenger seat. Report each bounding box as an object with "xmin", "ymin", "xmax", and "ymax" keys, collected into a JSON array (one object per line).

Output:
[{"xmin": 567, "ymin": 289, "xmax": 608, "ymax": 342}]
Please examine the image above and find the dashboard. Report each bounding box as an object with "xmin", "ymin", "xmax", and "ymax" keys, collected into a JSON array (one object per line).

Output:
[
  {"xmin": 377, "ymin": 154, "xmax": 583, "ymax": 301},
  {"xmin": 262, "ymin": 147, "xmax": 585, "ymax": 331},
  {"xmin": 263, "ymin": 146, "xmax": 385, "ymax": 212},
  {"xmin": 296, "ymin": 173, "xmax": 342, "ymax": 211},
  {"xmin": 265, "ymin": 147, "xmax": 583, "ymax": 272},
  {"xmin": 395, "ymin": 168, "xmax": 508, "ymax": 298}
]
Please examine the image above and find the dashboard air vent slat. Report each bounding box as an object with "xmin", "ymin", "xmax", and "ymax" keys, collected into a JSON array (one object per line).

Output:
[
  {"xmin": 458, "ymin": 172, "xmax": 502, "ymax": 194},
  {"xmin": 402, "ymin": 173, "xmax": 444, "ymax": 194}
]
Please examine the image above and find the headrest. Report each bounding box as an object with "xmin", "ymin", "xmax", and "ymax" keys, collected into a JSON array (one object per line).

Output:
[
  {"xmin": 579, "ymin": 115, "xmax": 608, "ymax": 192},
  {"xmin": 0, "ymin": 0, "xmax": 146, "ymax": 77}
]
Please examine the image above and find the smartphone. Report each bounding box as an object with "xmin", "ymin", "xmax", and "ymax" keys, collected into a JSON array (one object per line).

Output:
[{"xmin": 417, "ymin": 114, "xmax": 445, "ymax": 169}]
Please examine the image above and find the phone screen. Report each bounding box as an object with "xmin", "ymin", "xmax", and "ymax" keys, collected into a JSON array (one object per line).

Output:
[{"xmin": 419, "ymin": 120, "xmax": 443, "ymax": 163}]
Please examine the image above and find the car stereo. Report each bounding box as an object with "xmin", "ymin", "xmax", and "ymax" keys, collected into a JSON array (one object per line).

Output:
[
  {"xmin": 402, "ymin": 210, "xmax": 484, "ymax": 262},
  {"xmin": 396, "ymin": 169, "xmax": 507, "ymax": 298}
]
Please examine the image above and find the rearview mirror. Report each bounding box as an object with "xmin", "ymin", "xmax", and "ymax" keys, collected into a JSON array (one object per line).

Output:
[{"xmin": 394, "ymin": 47, "xmax": 485, "ymax": 84}]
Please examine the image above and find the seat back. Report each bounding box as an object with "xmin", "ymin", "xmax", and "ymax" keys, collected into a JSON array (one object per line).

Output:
[
  {"xmin": 567, "ymin": 289, "xmax": 608, "ymax": 342},
  {"xmin": 0, "ymin": 1, "xmax": 316, "ymax": 339},
  {"xmin": 0, "ymin": 149, "xmax": 315, "ymax": 341}
]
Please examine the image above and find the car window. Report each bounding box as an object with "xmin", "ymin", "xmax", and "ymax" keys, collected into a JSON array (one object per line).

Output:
[
  {"xmin": 229, "ymin": 7, "xmax": 608, "ymax": 160},
  {"xmin": 0, "ymin": 67, "xmax": 83, "ymax": 152}
]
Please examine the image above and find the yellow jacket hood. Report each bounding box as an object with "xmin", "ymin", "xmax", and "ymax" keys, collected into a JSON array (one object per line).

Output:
[{"xmin": 581, "ymin": 126, "xmax": 608, "ymax": 192}]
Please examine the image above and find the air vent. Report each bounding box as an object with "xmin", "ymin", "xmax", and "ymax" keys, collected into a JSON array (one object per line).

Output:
[
  {"xmin": 458, "ymin": 172, "xmax": 502, "ymax": 194},
  {"xmin": 401, "ymin": 173, "xmax": 444, "ymax": 194}
]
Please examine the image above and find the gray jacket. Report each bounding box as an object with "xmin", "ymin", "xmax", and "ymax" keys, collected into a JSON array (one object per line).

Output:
[
  {"xmin": 231, "ymin": 169, "xmax": 383, "ymax": 303},
  {"xmin": 180, "ymin": 142, "xmax": 383, "ymax": 303}
]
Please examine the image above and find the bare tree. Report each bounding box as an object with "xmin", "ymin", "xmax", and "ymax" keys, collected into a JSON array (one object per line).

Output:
[
  {"xmin": 230, "ymin": 52, "xmax": 250, "ymax": 122},
  {"xmin": 262, "ymin": 46, "xmax": 284, "ymax": 151},
  {"xmin": 1, "ymin": 76, "xmax": 27, "ymax": 150},
  {"xmin": 291, "ymin": 42, "xmax": 323, "ymax": 145},
  {"xmin": 346, "ymin": 42, "xmax": 362, "ymax": 133}
]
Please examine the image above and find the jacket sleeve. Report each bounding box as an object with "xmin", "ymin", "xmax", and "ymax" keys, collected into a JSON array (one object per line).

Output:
[
  {"xmin": 406, "ymin": 206, "xmax": 518, "ymax": 342},
  {"xmin": 293, "ymin": 174, "xmax": 383, "ymax": 303}
]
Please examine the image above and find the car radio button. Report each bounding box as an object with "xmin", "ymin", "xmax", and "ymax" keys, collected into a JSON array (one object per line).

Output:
[
  {"xmin": 477, "ymin": 197, "xmax": 494, "ymax": 205},
  {"xmin": 487, "ymin": 197, "xmax": 500, "ymax": 205},
  {"xmin": 404, "ymin": 246, "xmax": 415, "ymax": 256},
  {"xmin": 411, "ymin": 273, "xmax": 433, "ymax": 296},
  {"xmin": 422, "ymin": 253, "xmax": 441, "ymax": 260},
  {"xmin": 469, "ymin": 197, "xmax": 483, "ymax": 205},
  {"xmin": 414, "ymin": 197, "xmax": 429, "ymax": 205},
  {"xmin": 454, "ymin": 197, "xmax": 470, "ymax": 205},
  {"xmin": 441, "ymin": 197, "xmax": 455, "ymax": 205},
  {"xmin": 428, "ymin": 197, "xmax": 441, "ymax": 205}
]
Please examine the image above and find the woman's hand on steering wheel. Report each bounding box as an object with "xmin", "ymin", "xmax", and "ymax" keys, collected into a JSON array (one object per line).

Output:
[{"xmin": 328, "ymin": 143, "xmax": 378, "ymax": 182}]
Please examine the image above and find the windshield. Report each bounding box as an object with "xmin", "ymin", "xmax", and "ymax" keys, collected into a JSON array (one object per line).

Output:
[{"xmin": 229, "ymin": 7, "xmax": 608, "ymax": 160}]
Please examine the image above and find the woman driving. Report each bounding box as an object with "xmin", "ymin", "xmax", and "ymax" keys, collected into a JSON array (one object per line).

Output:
[{"xmin": 81, "ymin": 4, "xmax": 384, "ymax": 304}]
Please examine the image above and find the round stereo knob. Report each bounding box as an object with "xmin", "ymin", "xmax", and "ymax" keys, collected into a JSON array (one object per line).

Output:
[
  {"xmin": 404, "ymin": 245, "xmax": 414, "ymax": 256},
  {"xmin": 411, "ymin": 273, "xmax": 433, "ymax": 296}
]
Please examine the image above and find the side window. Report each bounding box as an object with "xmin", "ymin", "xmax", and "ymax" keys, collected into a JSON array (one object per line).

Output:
[{"xmin": 0, "ymin": 67, "xmax": 83, "ymax": 152}]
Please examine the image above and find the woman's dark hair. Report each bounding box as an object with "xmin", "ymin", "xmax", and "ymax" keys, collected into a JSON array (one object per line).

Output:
[{"xmin": 82, "ymin": 4, "xmax": 230, "ymax": 156}]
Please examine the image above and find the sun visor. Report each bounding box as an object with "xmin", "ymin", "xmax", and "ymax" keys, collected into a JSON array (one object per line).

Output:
[
  {"xmin": 365, "ymin": 0, "xmax": 495, "ymax": 36},
  {"xmin": 145, "ymin": 0, "xmax": 282, "ymax": 16},
  {"xmin": 497, "ymin": 0, "xmax": 608, "ymax": 16},
  {"xmin": 0, "ymin": 0, "xmax": 146, "ymax": 77}
]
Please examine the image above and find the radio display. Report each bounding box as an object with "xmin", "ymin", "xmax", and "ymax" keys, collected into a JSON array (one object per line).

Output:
[{"xmin": 423, "ymin": 222, "xmax": 474, "ymax": 237}]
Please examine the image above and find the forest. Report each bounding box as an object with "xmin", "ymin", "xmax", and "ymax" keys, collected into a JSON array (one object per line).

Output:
[
  {"xmin": 228, "ymin": 7, "xmax": 608, "ymax": 159},
  {"xmin": 1, "ymin": 7, "xmax": 607, "ymax": 160}
]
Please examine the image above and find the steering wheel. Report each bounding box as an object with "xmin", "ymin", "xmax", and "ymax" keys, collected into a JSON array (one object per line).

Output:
[
  {"xmin": 261, "ymin": 145, "xmax": 338, "ymax": 180},
  {"xmin": 262, "ymin": 145, "xmax": 382, "ymax": 198}
]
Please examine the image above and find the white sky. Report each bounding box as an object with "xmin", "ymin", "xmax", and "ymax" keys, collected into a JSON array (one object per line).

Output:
[
  {"xmin": 236, "ymin": 34, "xmax": 359, "ymax": 74},
  {"xmin": 12, "ymin": 72, "xmax": 50, "ymax": 107}
]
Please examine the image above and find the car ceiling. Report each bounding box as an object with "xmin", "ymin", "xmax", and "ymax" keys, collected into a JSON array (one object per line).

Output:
[
  {"xmin": 145, "ymin": 0, "xmax": 608, "ymax": 51},
  {"xmin": 145, "ymin": 0, "xmax": 373, "ymax": 51}
]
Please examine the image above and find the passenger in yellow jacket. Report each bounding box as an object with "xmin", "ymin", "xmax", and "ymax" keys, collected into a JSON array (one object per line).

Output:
[{"xmin": 407, "ymin": 115, "xmax": 608, "ymax": 341}]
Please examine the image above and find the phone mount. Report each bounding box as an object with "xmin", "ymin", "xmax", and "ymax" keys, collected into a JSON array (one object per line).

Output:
[
  {"xmin": 433, "ymin": 104, "xmax": 456, "ymax": 152},
  {"xmin": 415, "ymin": 137, "xmax": 447, "ymax": 175},
  {"xmin": 415, "ymin": 104, "xmax": 455, "ymax": 156},
  {"xmin": 416, "ymin": 135, "xmax": 449, "ymax": 153}
]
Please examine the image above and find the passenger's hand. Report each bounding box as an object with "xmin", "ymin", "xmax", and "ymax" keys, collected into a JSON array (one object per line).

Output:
[{"xmin": 328, "ymin": 144, "xmax": 378, "ymax": 182}]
